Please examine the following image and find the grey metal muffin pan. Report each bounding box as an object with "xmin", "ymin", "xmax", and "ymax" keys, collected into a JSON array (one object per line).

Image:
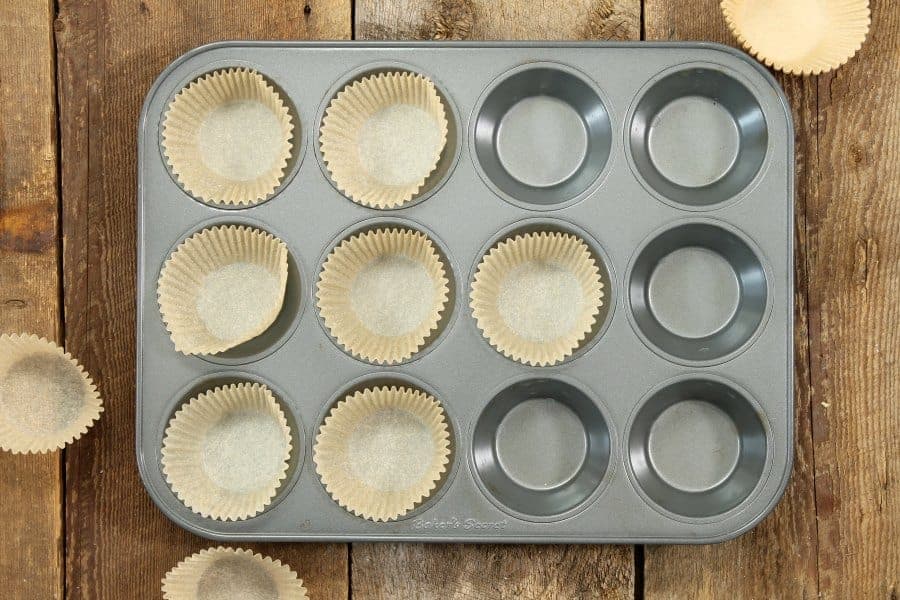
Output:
[{"xmin": 137, "ymin": 41, "xmax": 793, "ymax": 543}]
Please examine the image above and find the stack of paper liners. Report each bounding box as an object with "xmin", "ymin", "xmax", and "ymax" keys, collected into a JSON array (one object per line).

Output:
[
  {"xmin": 470, "ymin": 231, "xmax": 605, "ymax": 367},
  {"xmin": 162, "ymin": 68, "xmax": 295, "ymax": 206},
  {"xmin": 161, "ymin": 382, "xmax": 293, "ymax": 521},
  {"xmin": 157, "ymin": 225, "xmax": 289, "ymax": 355},
  {"xmin": 162, "ymin": 547, "xmax": 308, "ymax": 600},
  {"xmin": 316, "ymin": 228, "xmax": 450, "ymax": 364},
  {"xmin": 0, "ymin": 334, "xmax": 103, "ymax": 454},
  {"xmin": 320, "ymin": 71, "xmax": 449, "ymax": 208},
  {"xmin": 721, "ymin": 0, "xmax": 870, "ymax": 75},
  {"xmin": 314, "ymin": 386, "xmax": 452, "ymax": 522}
]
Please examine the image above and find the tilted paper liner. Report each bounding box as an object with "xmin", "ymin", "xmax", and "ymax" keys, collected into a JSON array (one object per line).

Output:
[
  {"xmin": 316, "ymin": 228, "xmax": 450, "ymax": 364},
  {"xmin": 162, "ymin": 546, "xmax": 308, "ymax": 600},
  {"xmin": 158, "ymin": 225, "xmax": 289, "ymax": 355},
  {"xmin": 320, "ymin": 71, "xmax": 449, "ymax": 208},
  {"xmin": 162, "ymin": 68, "xmax": 295, "ymax": 205},
  {"xmin": 470, "ymin": 232, "xmax": 605, "ymax": 367},
  {"xmin": 313, "ymin": 386, "xmax": 452, "ymax": 522},
  {"xmin": 721, "ymin": 0, "xmax": 870, "ymax": 75},
  {"xmin": 161, "ymin": 383, "xmax": 293, "ymax": 521},
  {"xmin": 0, "ymin": 333, "xmax": 103, "ymax": 454}
]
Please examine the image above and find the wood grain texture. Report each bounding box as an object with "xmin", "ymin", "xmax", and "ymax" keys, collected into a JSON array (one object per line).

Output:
[
  {"xmin": 0, "ymin": 1, "xmax": 63, "ymax": 599},
  {"xmin": 809, "ymin": 1, "xmax": 900, "ymax": 597},
  {"xmin": 351, "ymin": 2, "xmax": 639, "ymax": 598},
  {"xmin": 353, "ymin": 544, "xmax": 634, "ymax": 599},
  {"xmin": 54, "ymin": 1, "xmax": 350, "ymax": 598},
  {"xmin": 357, "ymin": 0, "xmax": 639, "ymax": 40}
]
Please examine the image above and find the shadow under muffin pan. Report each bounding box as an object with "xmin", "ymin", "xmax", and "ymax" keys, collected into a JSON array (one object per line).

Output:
[{"xmin": 137, "ymin": 42, "xmax": 793, "ymax": 544}]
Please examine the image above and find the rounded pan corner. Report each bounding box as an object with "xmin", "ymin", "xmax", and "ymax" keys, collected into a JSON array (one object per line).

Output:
[
  {"xmin": 135, "ymin": 456, "xmax": 247, "ymax": 542},
  {"xmin": 138, "ymin": 41, "xmax": 240, "ymax": 136},
  {"xmin": 697, "ymin": 443, "xmax": 795, "ymax": 545}
]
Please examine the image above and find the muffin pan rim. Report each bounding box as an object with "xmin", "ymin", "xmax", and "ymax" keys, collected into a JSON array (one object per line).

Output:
[
  {"xmin": 137, "ymin": 41, "xmax": 793, "ymax": 544},
  {"xmin": 155, "ymin": 59, "xmax": 307, "ymax": 210}
]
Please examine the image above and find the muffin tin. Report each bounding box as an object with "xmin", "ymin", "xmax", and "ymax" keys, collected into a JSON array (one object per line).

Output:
[{"xmin": 137, "ymin": 41, "xmax": 793, "ymax": 543}]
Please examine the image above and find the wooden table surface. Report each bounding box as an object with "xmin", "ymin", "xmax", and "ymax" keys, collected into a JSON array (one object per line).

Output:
[{"xmin": 0, "ymin": 0, "xmax": 897, "ymax": 598}]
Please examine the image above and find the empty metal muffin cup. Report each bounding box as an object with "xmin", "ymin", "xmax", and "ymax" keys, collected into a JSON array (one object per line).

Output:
[
  {"xmin": 628, "ymin": 66, "xmax": 767, "ymax": 207},
  {"xmin": 472, "ymin": 378, "xmax": 611, "ymax": 519},
  {"xmin": 627, "ymin": 377, "xmax": 768, "ymax": 519},
  {"xmin": 473, "ymin": 65, "xmax": 612, "ymax": 207},
  {"xmin": 628, "ymin": 221, "xmax": 768, "ymax": 363}
]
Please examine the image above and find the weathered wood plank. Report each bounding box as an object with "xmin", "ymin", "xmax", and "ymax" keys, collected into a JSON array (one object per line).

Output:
[
  {"xmin": 357, "ymin": 0, "xmax": 639, "ymax": 41},
  {"xmin": 354, "ymin": 544, "xmax": 634, "ymax": 599},
  {"xmin": 809, "ymin": 1, "xmax": 900, "ymax": 596},
  {"xmin": 352, "ymin": 2, "xmax": 640, "ymax": 598},
  {"xmin": 54, "ymin": 1, "xmax": 351, "ymax": 598},
  {"xmin": 0, "ymin": 1, "xmax": 63, "ymax": 599}
]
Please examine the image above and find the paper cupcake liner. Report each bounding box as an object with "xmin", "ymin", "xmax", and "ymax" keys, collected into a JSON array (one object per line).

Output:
[
  {"xmin": 721, "ymin": 0, "xmax": 871, "ymax": 75},
  {"xmin": 161, "ymin": 382, "xmax": 293, "ymax": 521},
  {"xmin": 316, "ymin": 228, "xmax": 450, "ymax": 364},
  {"xmin": 162, "ymin": 547, "xmax": 308, "ymax": 600},
  {"xmin": 158, "ymin": 225, "xmax": 289, "ymax": 355},
  {"xmin": 320, "ymin": 71, "xmax": 449, "ymax": 208},
  {"xmin": 314, "ymin": 385, "xmax": 452, "ymax": 522},
  {"xmin": 162, "ymin": 68, "xmax": 295, "ymax": 205},
  {"xmin": 470, "ymin": 232, "xmax": 605, "ymax": 366},
  {"xmin": 0, "ymin": 333, "xmax": 103, "ymax": 454}
]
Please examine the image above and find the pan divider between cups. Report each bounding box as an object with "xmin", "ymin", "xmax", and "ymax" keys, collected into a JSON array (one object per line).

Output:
[
  {"xmin": 628, "ymin": 65, "xmax": 768, "ymax": 208},
  {"xmin": 472, "ymin": 64, "xmax": 612, "ymax": 208}
]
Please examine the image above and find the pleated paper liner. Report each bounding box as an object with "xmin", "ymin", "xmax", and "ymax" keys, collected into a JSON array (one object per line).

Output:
[
  {"xmin": 158, "ymin": 225, "xmax": 289, "ymax": 355},
  {"xmin": 161, "ymin": 382, "xmax": 293, "ymax": 521},
  {"xmin": 320, "ymin": 71, "xmax": 449, "ymax": 208},
  {"xmin": 162, "ymin": 68, "xmax": 295, "ymax": 206},
  {"xmin": 316, "ymin": 227, "xmax": 450, "ymax": 364},
  {"xmin": 721, "ymin": 0, "xmax": 870, "ymax": 75},
  {"xmin": 470, "ymin": 232, "xmax": 605, "ymax": 367},
  {"xmin": 162, "ymin": 547, "xmax": 308, "ymax": 600},
  {"xmin": 314, "ymin": 385, "xmax": 452, "ymax": 522},
  {"xmin": 0, "ymin": 333, "xmax": 103, "ymax": 454}
]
